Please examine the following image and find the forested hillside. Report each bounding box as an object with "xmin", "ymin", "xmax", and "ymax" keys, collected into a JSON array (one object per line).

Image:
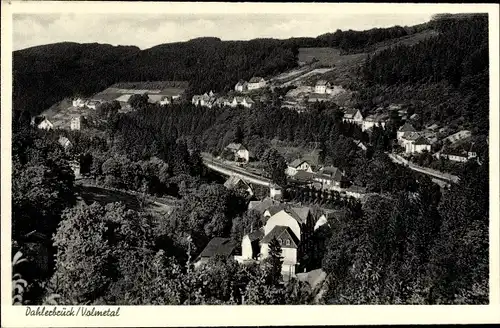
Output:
[{"xmin": 358, "ymin": 14, "xmax": 489, "ymax": 135}]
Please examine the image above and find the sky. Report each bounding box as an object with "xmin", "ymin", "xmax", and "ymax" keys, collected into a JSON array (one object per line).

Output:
[{"xmin": 13, "ymin": 12, "xmax": 435, "ymax": 51}]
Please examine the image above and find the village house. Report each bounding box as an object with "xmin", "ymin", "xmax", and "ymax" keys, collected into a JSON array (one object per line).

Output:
[
  {"xmin": 32, "ymin": 116, "xmax": 54, "ymax": 130},
  {"xmin": 195, "ymin": 237, "xmax": 240, "ymax": 269},
  {"xmin": 397, "ymin": 122, "xmax": 417, "ymax": 141},
  {"xmin": 227, "ymin": 96, "xmax": 255, "ymax": 108},
  {"xmin": 444, "ymin": 130, "xmax": 472, "ymax": 144},
  {"xmin": 343, "ymin": 108, "xmax": 364, "ymax": 125},
  {"xmin": 70, "ymin": 116, "xmax": 82, "ymax": 130},
  {"xmin": 58, "ymin": 136, "xmax": 72, "ymax": 150},
  {"xmin": 72, "ymin": 98, "xmax": 86, "ymax": 108},
  {"xmin": 247, "ymin": 77, "xmax": 267, "ymax": 90},
  {"xmin": 314, "ymin": 80, "xmax": 331, "ymax": 94},
  {"xmin": 362, "ymin": 114, "xmax": 388, "ymax": 131},
  {"xmin": 224, "ymin": 143, "xmax": 250, "ymax": 163},
  {"xmin": 436, "ymin": 142, "xmax": 477, "ymax": 163},
  {"xmin": 223, "ymin": 176, "xmax": 254, "ymax": 197},
  {"xmin": 314, "ymin": 166, "xmax": 347, "ymax": 188},
  {"xmin": 286, "ymin": 159, "xmax": 314, "ymax": 177},
  {"xmin": 236, "ymin": 205, "xmax": 314, "ymax": 277},
  {"xmin": 192, "ymin": 91, "xmax": 216, "ymax": 108},
  {"xmin": 85, "ymin": 100, "xmax": 101, "ymax": 110},
  {"xmin": 235, "ymin": 80, "xmax": 249, "ymax": 92},
  {"xmin": 401, "ymin": 134, "xmax": 431, "ymax": 154}
]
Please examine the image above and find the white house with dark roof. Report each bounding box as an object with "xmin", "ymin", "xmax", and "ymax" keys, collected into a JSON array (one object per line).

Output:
[
  {"xmin": 362, "ymin": 114, "xmax": 389, "ymax": 131},
  {"xmin": 247, "ymin": 77, "xmax": 267, "ymax": 90},
  {"xmin": 224, "ymin": 143, "xmax": 250, "ymax": 162},
  {"xmin": 228, "ymin": 96, "xmax": 255, "ymax": 108},
  {"xmin": 314, "ymin": 80, "xmax": 331, "ymax": 94},
  {"xmin": 314, "ymin": 166, "xmax": 347, "ymax": 188},
  {"xmin": 286, "ymin": 159, "xmax": 313, "ymax": 176},
  {"xmin": 58, "ymin": 136, "xmax": 72, "ymax": 150},
  {"xmin": 398, "ymin": 122, "xmax": 417, "ymax": 139},
  {"xmin": 223, "ymin": 176, "xmax": 253, "ymax": 196},
  {"xmin": 235, "ymin": 80, "xmax": 248, "ymax": 92},
  {"xmin": 32, "ymin": 116, "xmax": 53, "ymax": 130},
  {"xmin": 343, "ymin": 108, "xmax": 364, "ymax": 126},
  {"xmin": 403, "ymin": 135, "xmax": 431, "ymax": 154}
]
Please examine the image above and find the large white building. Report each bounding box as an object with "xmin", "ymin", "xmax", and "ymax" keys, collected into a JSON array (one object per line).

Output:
[
  {"xmin": 247, "ymin": 77, "xmax": 267, "ymax": 90},
  {"xmin": 286, "ymin": 159, "xmax": 313, "ymax": 176},
  {"xmin": 314, "ymin": 80, "xmax": 331, "ymax": 94}
]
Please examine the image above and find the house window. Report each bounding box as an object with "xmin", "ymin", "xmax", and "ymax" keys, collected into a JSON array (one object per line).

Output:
[
  {"xmin": 285, "ymin": 240, "xmax": 290, "ymax": 246},
  {"xmin": 278, "ymin": 238, "xmax": 283, "ymax": 245}
]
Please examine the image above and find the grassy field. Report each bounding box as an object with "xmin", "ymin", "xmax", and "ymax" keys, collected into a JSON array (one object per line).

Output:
[{"xmin": 76, "ymin": 184, "xmax": 175, "ymax": 217}]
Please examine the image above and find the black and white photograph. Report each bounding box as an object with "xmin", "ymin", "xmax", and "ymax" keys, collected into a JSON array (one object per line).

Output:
[{"xmin": 2, "ymin": 1, "xmax": 499, "ymax": 326}]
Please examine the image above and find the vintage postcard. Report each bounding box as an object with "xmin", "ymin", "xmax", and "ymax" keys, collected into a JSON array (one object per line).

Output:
[{"xmin": 1, "ymin": 1, "xmax": 499, "ymax": 327}]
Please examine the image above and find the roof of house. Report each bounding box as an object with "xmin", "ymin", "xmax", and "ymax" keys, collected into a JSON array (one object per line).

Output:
[
  {"xmin": 414, "ymin": 136, "xmax": 431, "ymax": 145},
  {"xmin": 249, "ymin": 77, "xmax": 265, "ymax": 83},
  {"xmin": 344, "ymin": 108, "xmax": 360, "ymax": 118},
  {"xmin": 289, "ymin": 158, "xmax": 308, "ymax": 168},
  {"xmin": 399, "ymin": 122, "xmax": 416, "ymax": 132},
  {"xmin": 316, "ymin": 80, "xmax": 330, "ymax": 86},
  {"xmin": 224, "ymin": 176, "xmax": 251, "ymax": 190},
  {"xmin": 402, "ymin": 131, "xmax": 421, "ymax": 141},
  {"xmin": 225, "ymin": 143, "xmax": 246, "ymax": 151},
  {"xmin": 293, "ymin": 170, "xmax": 315, "ymax": 181},
  {"xmin": 58, "ymin": 136, "xmax": 71, "ymax": 147},
  {"xmin": 247, "ymin": 227, "xmax": 265, "ymax": 242},
  {"xmin": 261, "ymin": 225, "xmax": 299, "ymax": 248},
  {"xmin": 236, "ymin": 80, "xmax": 248, "ymax": 86},
  {"xmin": 265, "ymin": 205, "xmax": 311, "ymax": 225},
  {"xmin": 198, "ymin": 237, "xmax": 238, "ymax": 259},
  {"xmin": 364, "ymin": 114, "xmax": 388, "ymax": 122},
  {"xmin": 248, "ymin": 197, "xmax": 278, "ymax": 214},
  {"xmin": 318, "ymin": 166, "xmax": 344, "ymax": 181}
]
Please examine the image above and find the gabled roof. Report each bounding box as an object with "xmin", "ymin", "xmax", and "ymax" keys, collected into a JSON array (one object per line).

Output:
[
  {"xmin": 414, "ymin": 136, "xmax": 430, "ymax": 145},
  {"xmin": 399, "ymin": 122, "xmax": 416, "ymax": 132},
  {"xmin": 289, "ymin": 158, "xmax": 308, "ymax": 168},
  {"xmin": 248, "ymin": 197, "xmax": 278, "ymax": 214},
  {"xmin": 225, "ymin": 143, "xmax": 246, "ymax": 151},
  {"xmin": 344, "ymin": 108, "xmax": 360, "ymax": 118},
  {"xmin": 249, "ymin": 77, "xmax": 265, "ymax": 83},
  {"xmin": 293, "ymin": 170, "xmax": 315, "ymax": 181},
  {"xmin": 58, "ymin": 136, "xmax": 71, "ymax": 148},
  {"xmin": 236, "ymin": 80, "xmax": 248, "ymax": 86},
  {"xmin": 224, "ymin": 176, "xmax": 252, "ymax": 190},
  {"xmin": 402, "ymin": 131, "xmax": 421, "ymax": 141},
  {"xmin": 316, "ymin": 80, "xmax": 330, "ymax": 86},
  {"xmin": 318, "ymin": 166, "xmax": 344, "ymax": 181},
  {"xmin": 260, "ymin": 225, "xmax": 299, "ymax": 248},
  {"xmin": 198, "ymin": 237, "xmax": 238, "ymax": 258}
]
